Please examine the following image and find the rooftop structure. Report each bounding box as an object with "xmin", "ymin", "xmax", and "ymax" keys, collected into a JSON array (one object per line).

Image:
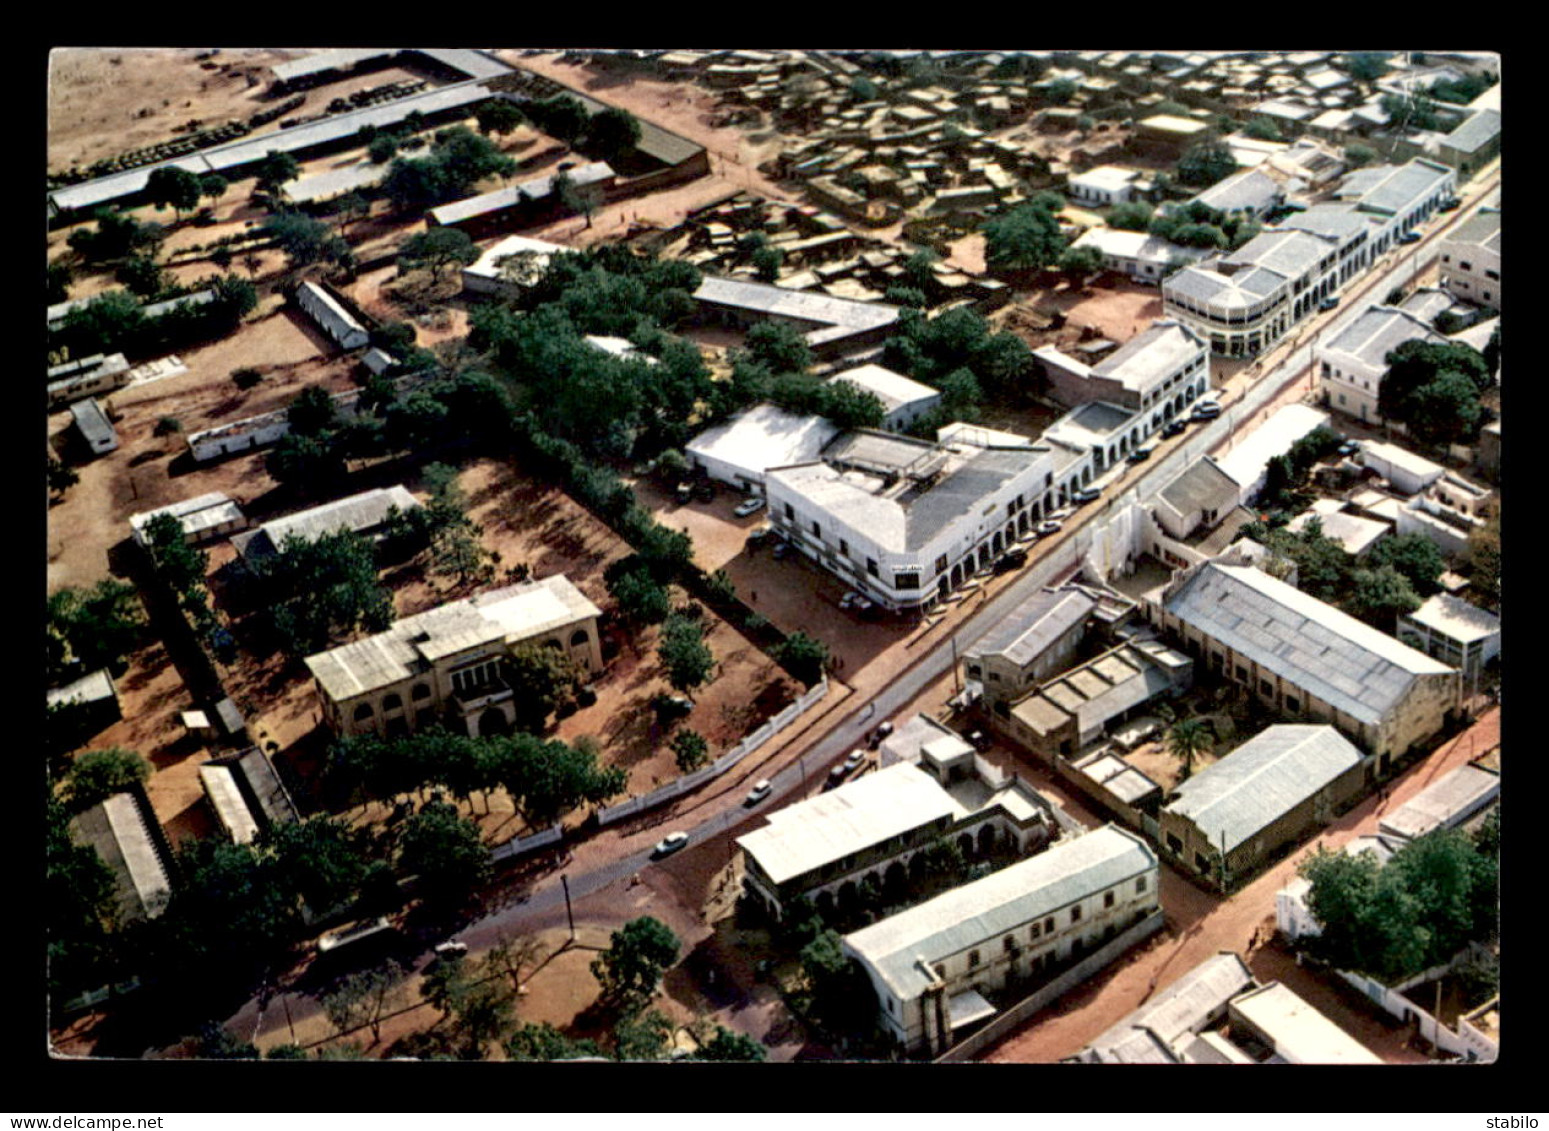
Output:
[
  {"xmin": 427, "ymin": 161, "xmax": 616, "ymax": 228},
  {"xmin": 843, "ymin": 824, "xmax": 1156, "ymax": 1006},
  {"xmin": 1068, "ymin": 227, "xmax": 1208, "ymax": 283},
  {"xmin": 1228, "ymin": 982, "xmax": 1383, "ymax": 1064},
  {"xmin": 1154, "ymin": 456, "xmax": 1241, "ymax": 540},
  {"xmin": 692, "ymin": 275, "xmax": 901, "ymax": 356},
  {"xmin": 826, "ymin": 364, "xmax": 941, "ymax": 432},
  {"xmin": 1076, "ymin": 952, "xmax": 1257, "ymax": 1063},
  {"xmin": 129, "ymin": 492, "xmax": 248, "ymax": 549},
  {"xmin": 1286, "ymin": 509, "xmax": 1390, "ymax": 557},
  {"xmin": 233, "ymin": 486, "xmax": 420, "ymax": 562},
  {"xmin": 1214, "ymin": 404, "xmax": 1329, "ymax": 504},
  {"xmin": 1164, "ymin": 725, "xmax": 1364, "ymax": 857},
  {"xmin": 70, "ymin": 397, "xmax": 118, "ymax": 455},
  {"xmin": 1359, "ymin": 440, "xmax": 1447, "ymax": 496},
  {"xmin": 1378, "ymin": 762, "xmax": 1499, "ymax": 842},
  {"xmin": 1190, "ymin": 167, "xmax": 1284, "ymax": 217},
  {"xmin": 1007, "ymin": 639, "xmax": 1193, "ymax": 756},
  {"xmin": 69, "ymin": 793, "xmax": 172, "ymax": 923},
  {"xmin": 1161, "ymin": 561, "xmax": 1456, "ymax": 747},
  {"xmin": 686, "ymin": 403, "xmax": 841, "ymax": 494},
  {"xmin": 305, "ymin": 574, "xmax": 602, "ymax": 706}
]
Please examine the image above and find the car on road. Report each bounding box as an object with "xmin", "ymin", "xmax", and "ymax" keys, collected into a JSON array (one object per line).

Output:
[
  {"xmin": 1398, "ymin": 231, "xmax": 1422, "ymax": 245},
  {"xmin": 829, "ymin": 749, "xmax": 867, "ymax": 785},
  {"xmin": 771, "ymin": 539, "xmax": 790, "ymax": 560},
  {"xmin": 433, "ymin": 940, "xmax": 469, "ymax": 959},
  {"xmin": 1161, "ymin": 419, "xmax": 1187, "ymax": 438},
  {"xmin": 1439, "ymin": 197, "xmax": 1462, "ymax": 212},
  {"xmin": 1318, "ymin": 296, "xmax": 1340, "ymax": 312},
  {"xmin": 1337, "ymin": 439, "xmax": 1362, "ymax": 458},
  {"xmin": 1036, "ymin": 519, "xmax": 1063, "ymax": 536},
  {"xmin": 734, "ymin": 496, "xmax": 766, "ymax": 518},
  {"xmin": 994, "ymin": 547, "xmax": 1028, "ymax": 573},
  {"xmin": 1072, "ymin": 485, "xmax": 1102, "ymax": 505},
  {"xmin": 867, "ymin": 721, "xmax": 894, "ymax": 749},
  {"xmin": 317, "ymin": 916, "xmax": 395, "ymax": 955},
  {"xmin": 745, "ymin": 779, "xmax": 773, "ymax": 806},
  {"xmin": 1191, "ymin": 401, "xmax": 1222, "ymax": 421},
  {"xmin": 653, "ymin": 831, "xmax": 689, "ymax": 857},
  {"xmin": 1127, "ymin": 446, "xmax": 1154, "ymax": 464}
]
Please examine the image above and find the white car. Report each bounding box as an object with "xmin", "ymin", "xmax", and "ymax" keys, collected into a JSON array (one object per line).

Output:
[
  {"xmin": 745, "ymin": 779, "xmax": 773, "ymax": 805},
  {"xmin": 734, "ymin": 497, "xmax": 766, "ymax": 518},
  {"xmin": 654, "ymin": 831, "xmax": 689, "ymax": 857},
  {"xmin": 1037, "ymin": 519, "xmax": 1063, "ymax": 536}
]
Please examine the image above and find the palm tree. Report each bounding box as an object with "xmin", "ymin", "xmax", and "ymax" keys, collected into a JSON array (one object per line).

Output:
[{"xmin": 1166, "ymin": 717, "xmax": 1213, "ymax": 781}]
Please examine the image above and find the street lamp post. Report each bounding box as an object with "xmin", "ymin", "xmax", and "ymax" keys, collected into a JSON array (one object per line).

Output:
[{"xmin": 561, "ymin": 873, "xmax": 575, "ymax": 942}]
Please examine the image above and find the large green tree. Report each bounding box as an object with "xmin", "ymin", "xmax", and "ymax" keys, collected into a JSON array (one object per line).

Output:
[
  {"xmin": 398, "ymin": 226, "xmax": 479, "ymax": 281},
  {"xmin": 145, "ymin": 165, "xmax": 204, "ymax": 220},
  {"xmin": 982, "ymin": 201, "xmax": 1067, "ymax": 274},
  {"xmin": 1177, "ymin": 136, "xmax": 1239, "ymax": 188},
  {"xmin": 396, "ymin": 798, "xmax": 491, "ymax": 911},
  {"xmin": 657, "ymin": 613, "xmax": 715, "ymax": 700},
  {"xmin": 590, "ymin": 916, "xmax": 680, "ymax": 1013},
  {"xmin": 775, "ymin": 631, "xmax": 829, "ymax": 687}
]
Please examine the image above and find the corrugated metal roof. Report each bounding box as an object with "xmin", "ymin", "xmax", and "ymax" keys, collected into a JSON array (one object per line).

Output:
[
  {"xmin": 1090, "ymin": 321, "xmax": 1204, "ymax": 391},
  {"xmin": 844, "ymin": 825, "xmax": 1156, "ymax": 1001},
  {"xmin": 1083, "ymin": 951, "xmax": 1256, "ymax": 1062},
  {"xmin": 1165, "ymin": 562, "xmax": 1454, "ymax": 725},
  {"xmin": 69, "ymin": 793, "xmax": 171, "ymax": 922},
  {"xmin": 1158, "ymin": 457, "xmax": 1239, "ymax": 518},
  {"xmin": 1377, "ymin": 763, "xmax": 1498, "ymax": 841},
  {"xmin": 237, "ymin": 485, "xmax": 417, "ymax": 560},
  {"xmin": 968, "ymin": 587, "xmax": 1098, "ymax": 668},
  {"xmin": 1323, "ymin": 305, "xmax": 1444, "ymax": 371},
  {"xmin": 1165, "ymin": 725, "xmax": 1364, "ymax": 853}
]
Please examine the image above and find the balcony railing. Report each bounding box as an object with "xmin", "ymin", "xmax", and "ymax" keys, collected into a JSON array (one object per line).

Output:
[{"xmin": 451, "ymin": 678, "xmax": 512, "ymax": 714}]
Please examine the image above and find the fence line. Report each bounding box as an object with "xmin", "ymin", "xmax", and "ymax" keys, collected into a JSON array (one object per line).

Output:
[
  {"xmin": 595, "ymin": 676, "xmax": 829, "ymax": 827},
  {"xmin": 490, "ymin": 821, "xmax": 565, "ymax": 863}
]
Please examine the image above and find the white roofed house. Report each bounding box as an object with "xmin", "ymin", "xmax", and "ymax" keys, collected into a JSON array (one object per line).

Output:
[
  {"xmin": 841, "ymin": 824, "xmax": 1160, "ymax": 1057},
  {"xmin": 1315, "ymin": 304, "xmax": 1446, "ymax": 425},
  {"xmin": 1213, "ymin": 403, "xmax": 1330, "ymax": 507},
  {"xmin": 1155, "ymin": 560, "xmax": 1460, "ymax": 764},
  {"xmin": 1067, "ymin": 227, "xmax": 1208, "ymax": 285},
  {"xmin": 1188, "ymin": 166, "xmax": 1285, "ymax": 221},
  {"xmin": 1153, "ymin": 457, "xmax": 1241, "ymax": 541},
  {"xmin": 460, "ymin": 234, "xmax": 571, "ymax": 299},
  {"xmin": 68, "ymin": 793, "xmax": 173, "ymax": 924},
  {"xmin": 304, "ymin": 574, "xmax": 603, "ymax": 740},
  {"xmin": 735, "ymin": 745, "xmax": 1061, "ymax": 925},
  {"xmin": 1159, "ymin": 725, "xmax": 1368, "ymax": 889},
  {"xmin": 1397, "ymin": 593, "xmax": 1500, "ymax": 686},
  {"xmin": 1073, "ymin": 951, "xmax": 1258, "ymax": 1063},
  {"xmin": 1065, "ymin": 165, "xmax": 1149, "ymax": 207},
  {"xmin": 825, "ymin": 364, "xmax": 941, "ymax": 433},
  {"xmin": 685, "ymin": 403, "xmax": 840, "ymax": 495},
  {"xmin": 691, "ymin": 275, "xmax": 901, "ymax": 359},
  {"xmin": 1226, "ymin": 982, "xmax": 1382, "ymax": 1064},
  {"xmin": 295, "ymin": 280, "xmax": 370, "ymax": 352},
  {"xmin": 1038, "ymin": 321, "xmax": 1211, "ymax": 448},
  {"xmin": 129, "ymin": 492, "xmax": 249, "ymax": 549}
]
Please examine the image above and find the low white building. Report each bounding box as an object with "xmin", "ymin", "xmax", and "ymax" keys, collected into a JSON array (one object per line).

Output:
[
  {"xmin": 1397, "ymin": 593, "xmax": 1501, "ymax": 684},
  {"xmin": 1227, "ymin": 982, "xmax": 1383, "ymax": 1064},
  {"xmin": 461, "ymin": 234, "xmax": 571, "ymax": 299},
  {"xmin": 685, "ymin": 403, "xmax": 840, "ymax": 495},
  {"xmin": 129, "ymin": 492, "xmax": 249, "ymax": 549},
  {"xmin": 1359, "ymin": 440, "xmax": 1446, "ymax": 496},
  {"xmin": 1395, "ymin": 472, "xmax": 1491, "ymax": 559},
  {"xmin": 296, "ymin": 280, "xmax": 370, "ymax": 351},
  {"xmin": 70, "ymin": 397, "xmax": 119, "ymax": 455},
  {"xmin": 826, "ymin": 364, "xmax": 941, "ymax": 433},
  {"xmin": 1068, "ymin": 227, "xmax": 1206, "ymax": 284},
  {"xmin": 1066, "ymin": 165, "xmax": 1149, "ymax": 207},
  {"xmin": 842, "ymin": 824, "xmax": 1159, "ymax": 1056},
  {"xmin": 232, "ymin": 485, "xmax": 421, "ymax": 562},
  {"xmin": 1276, "ymin": 834, "xmax": 1400, "ymax": 941},
  {"xmin": 1378, "ymin": 761, "xmax": 1499, "ymax": 843}
]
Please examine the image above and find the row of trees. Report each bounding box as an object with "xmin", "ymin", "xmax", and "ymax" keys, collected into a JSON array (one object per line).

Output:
[
  {"xmin": 523, "ymin": 95, "xmax": 642, "ymax": 165},
  {"xmin": 1377, "ymin": 339, "xmax": 1495, "ymax": 448},
  {"xmin": 49, "ymin": 274, "xmax": 258, "ymax": 361},
  {"xmin": 322, "ymin": 725, "xmax": 625, "ymax": 829},
  {"xmin": 46, "ymin": 578, "xmax": 146, "ymax": 684},
  {"xmin": 380, "ymin": 125, "xmax": 518, "ymax": 213}
]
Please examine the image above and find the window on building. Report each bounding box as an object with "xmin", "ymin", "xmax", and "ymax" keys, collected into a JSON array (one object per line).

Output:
[
  {"xmin": 867, "ymin": 558, "xmax": 879, "ymax": 578},
  {"xmin": 382, "ymin": 693, "xmax": 403, "ymax": 713},
  {"xmin": 1286, "ymin": 696, "xmax": 1300, "ymax": 714},
  {"xmin": 968, "ymin": 949, "xmax": 980, "ymax": 969},
  {"xmin": 1030, "ymin": 922, "xmax": 1041, "ymax": 941},
  {"xmin": 1259, "ymin": 678, "xmax": 1274, "ymax": 697},
  {"xmin": 1165, "ymin": 833, "xmax": 1183, "ymax": 855},
  {"xmin": 1044, "ymin": 917, "xmax": 1055, "ymax": 934},
  {"xmin": 1004, "ymin": 935, "xmax": 1017, "ymax": 954},
  {"xmin": 411, "ymin": 682, "xmax": 432, "ymax": 701},
  {"xmin": 935, "ymin": 554, "xmax": 948, "ymax": 574},
  {"xmin": 1235, "ymin": 665, "xmax": 1249, "ymax": 684},
  {"xmin": 895, "ymin": 572, "xmax": 921, "ymax": 590},
  {"xmin": 933, "ymin": 963, "xmax": 946, "ymax": 981},
  {"xmin": 840, "ymin": 539, "xmax": 849, "ymax": 557},
  {"xmin": 1195, "ymin": 852, "xmax": 1211, "ymax": 873},
  {"xmin": 1460, "ymin": 261, "xmax": 1472, "ymax": 271},
  {"xmin": 812, "ymin": 520, "xmax": 822, "ymax": 538},
  {"xmin": 1136, "ymin": 875, "xmax": 1147, "ymax": 894},
  {"xmin": 1071, "ymin": 905, "xmax": 1082, "ymax": 924},
  {"xmin": 784, "ymin": 503, "xmax": 795, "ymax": 520},
  {"xmin": 353, "ymin": 702, "xmax": 374, "ymax": 722},
  {"xmin": 1104, "ymin": 890, "xmax": 1115, "ymax": 909}
]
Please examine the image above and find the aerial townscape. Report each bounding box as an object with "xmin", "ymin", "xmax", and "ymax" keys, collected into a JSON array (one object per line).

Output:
[{"xmin": 45, "ymin": 46, "xmax": 1501, "ymax": 1069}]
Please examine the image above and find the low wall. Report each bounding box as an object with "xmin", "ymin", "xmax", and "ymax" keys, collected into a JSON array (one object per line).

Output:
[
  {"xmin": 935, "ymin": 907, "xmax": 1166, "ymax": 1062},
  {"xmin": 595, "ymin": 676, "xmax": 829, "ymax": 827},
  {"xmin": 491, "ymin": 822, "xmax": 564, "ymax": 864},
  {"xmin": 1337, "ymin": 949, "xmax": 1498, "ymax": 1062}
]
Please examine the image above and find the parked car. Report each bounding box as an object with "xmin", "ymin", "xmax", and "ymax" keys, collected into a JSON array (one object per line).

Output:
[
  {"xmin": 1318, "ymin": 296, "xmax": 1340, "ymax": 312},
  {"xmin": 771, "ymin": 540, "xmax": 790, "ymax": 560},
  {"xmin": 1072, "ymin": 485, "xmax": 1102, "ymax": 505},
  {"xmin": 1191, "ymin": 401, "xmax": 1222, "ymax": 421},
  {"xmin": 654, "ymin": 694, "xmax": 694, "ymax": 720},
  {"xmin": 829, "ymin": 749, "xmax": 867, "ymax": 785},
  {"xmin": 654, "ymin": 832, "xmax": 689, "ymax": 857},
  {"xmin": 747, "ymin": 523, "xmax": 772, "ymax": 547},
  {"xmin": 1036, "ymin": 519, "xmax": 1063, "ymax": 536},
  {"xmin": 994, "ymin": 547, "xmax": 1028, "ymax": 573},
  {"xmin": 317, "ymin": 916, "xmax": 395, "ymax": 955},
  {"xmin": 1439, "ymin": 197, "xmax": 1462, "ymax": 212},
  {"xmin": 433, "ymin": 940, "xmax": 469, "ymax": 959},
  {"xmin": 734, "ymin": 496, "xmax": 766, "ymax": 518},
  {"xmin": 1126, "ymin": 446, "xmax": 1154, "ymax": 464},
  {"xmin": 745, "ymin": 779, "xmax": 773, "ymax": 806},
  {"xmin": 1161, "ymin": 419, "xmax": 1187, "ymax": 438},
  {"xmin": 1398, "ymin": 231, "xmax": 1422, "ymax": 245},
  {"xmin": 1338, "ymin": 439, "xmax": 1361, "ymax": 458},
  {"xmin": 675, "ymin": 482, "xmax": 694, "ymax": 504},
  {"xmin": 867, "ymin": 721, "xmax": 894, "ymax": 749}
]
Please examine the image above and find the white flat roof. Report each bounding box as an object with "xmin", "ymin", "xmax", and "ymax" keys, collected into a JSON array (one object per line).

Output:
[
  {"xmin": 827, "ymin": 364, "xmax": 939, "ymax": 415},
  {"xmin": 1402, "ymin": 592, "xmax": 1500, "ymax": 644},
  {"xmin": 1230, "ymin": 982, "xmax": 1382, "ymax": 1064},
  {"xmin": 1216, "ymin": 404, "xmax": 1329, "ymax": 490},
  {"xmin": 737, "ymin": 763, "xmax": 960, "ymax": 887},
  {"xmin": 687, "ymin": 403, "xmax": 840, "ymax": 482}
]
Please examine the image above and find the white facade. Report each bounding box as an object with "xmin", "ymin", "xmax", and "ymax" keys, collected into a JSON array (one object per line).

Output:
[
  {"xmin": 1214, "ymin": 404, "xmax": 1330, "ymax": 506},
  {"xmin": 764, "ymin": 431, "xmax": 1066, "ymax": 613},
  {"xmin": 1067, "ymin": 165, "xmax": 1145, "ymax": 207},
  {"xmin": 296, "ymin": 281, "xmax": 370, "ymax": 351},
  {"xmin": 826, "ymin": 365, "xmax": 942, "ymax": 433},
  {"xmin": 1069, "ymin": 228, "xmax": 1206, "ymax": 284},
  {"xmin": 1438, "ymin": 209, "xmax": 1501, "ymax": 311},
  {"xmin": 1316, "ymin": 305, "xmax": 1445, "ymax": 425},
  {"xmin": 686, "ymin": 403, "xmax": 841, "ymax": 494}
]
